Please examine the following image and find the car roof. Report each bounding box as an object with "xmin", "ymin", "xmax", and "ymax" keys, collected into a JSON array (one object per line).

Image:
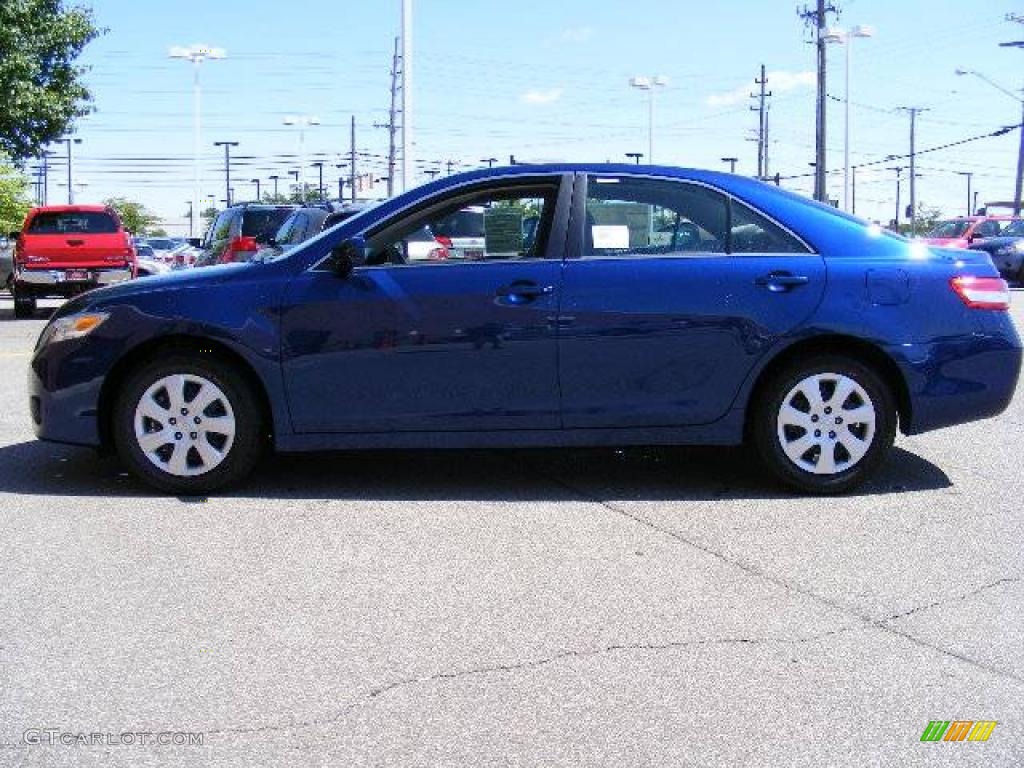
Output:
[{"xmin": 28, "ymin": 204, "xmax": 111, "ymax": 214}]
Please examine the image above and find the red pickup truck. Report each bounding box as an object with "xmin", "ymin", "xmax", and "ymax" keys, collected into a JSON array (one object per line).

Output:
[{"xmin": 8, "ymin": 205, "xmax": 136, "ymax": 318}]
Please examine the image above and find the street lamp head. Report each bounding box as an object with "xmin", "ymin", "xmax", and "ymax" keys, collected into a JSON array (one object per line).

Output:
[
  {"xmin": 851, "ymin": 24, "xmax": 875, "ymax": 38},
  {"xmin": 169, "ymin": 44, "xmax": 226, "ymax": 61},
  {"xmin": 629, "ymin": 76, "xmax": 652, "ymax": 89},
  {"xmin": 954, "ymin": 68, "xmax": 972, "ymax": 76},
  {"xmin": 283, "ymin": 116, "xmax": 297, "ymax": 126},
  {"xmin": 823, "ymin": 26, "xmax": 846, "ymax": 43}
]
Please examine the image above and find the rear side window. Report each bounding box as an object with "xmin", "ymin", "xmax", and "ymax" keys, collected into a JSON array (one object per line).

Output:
[
  {"xmin": 28, "ymin": 212, "xmax": 119, "ymax": 234},
  {"xmin": 730, "ymin": 200, "xmax": 808, "ymax": 253},
  {"xmin": 242, "ymin": 209, "xmax": 292, "ymax": 237}
]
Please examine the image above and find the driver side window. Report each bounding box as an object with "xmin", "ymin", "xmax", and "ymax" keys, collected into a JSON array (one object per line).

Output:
[{"xmin": 365, "ymin": 184, "xmax": 558, "ymax": 267}]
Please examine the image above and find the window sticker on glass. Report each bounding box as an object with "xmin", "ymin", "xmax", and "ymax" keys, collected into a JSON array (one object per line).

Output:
[
  {"xmin": 592, "ymin": 225, "xmax": 630, "ymax": 249},
  {"xmin": 484, "ymin": 208, "xmax": 524, "ymax": 257}
]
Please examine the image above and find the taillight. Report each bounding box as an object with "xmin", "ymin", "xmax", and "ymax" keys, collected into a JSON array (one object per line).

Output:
[
  {"xmin": 950, "ymin": 276, "xmax": 1011, "ymax": 310},
  {"xmin": 434, "ymin": 235, "xmax": 452, "ymax": 248},
  {"xmin": 230, "ymin": 236, "xmax": 259, "ymax": 253}
]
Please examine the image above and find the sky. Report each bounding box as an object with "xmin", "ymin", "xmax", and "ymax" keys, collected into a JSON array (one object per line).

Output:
[{"xmin": 36, "ymin": 0, "xmax": 1024, "ymax": 234}]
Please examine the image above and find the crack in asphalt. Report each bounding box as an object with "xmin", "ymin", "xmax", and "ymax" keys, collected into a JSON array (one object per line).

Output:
[
  {"xmin": 532, "ymin": 467, "xmax": 1024, "ymax": 687},
  {"xmin": 882, "ymin": 576, "xmax": 1022, "ymax": 623},
  {"xmin": 194, "ymin": 624, "xmax": 857, "ymax": 740}
]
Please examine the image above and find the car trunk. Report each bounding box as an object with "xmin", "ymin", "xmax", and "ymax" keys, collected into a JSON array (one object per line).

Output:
[{"xmin": 19, "ymin": 211, "xmax": 132, "ymax": 269}]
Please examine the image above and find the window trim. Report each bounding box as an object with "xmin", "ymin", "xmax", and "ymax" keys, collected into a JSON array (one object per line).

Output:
[
  {"xmin": 310, "ymin": 173, "xmax": 573, "ymax": 272},
  {"xmin": 573, "ymin": 172, "xmax": 816, "ymax": 259}
]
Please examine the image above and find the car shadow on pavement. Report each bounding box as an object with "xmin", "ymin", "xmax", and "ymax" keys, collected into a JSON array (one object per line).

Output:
[{"xmin": 0, "ymin": 439, "xmax": 951, "ymax": 502}]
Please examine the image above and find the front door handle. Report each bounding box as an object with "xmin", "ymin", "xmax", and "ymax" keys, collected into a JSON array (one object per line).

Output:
[
  {"xmin": 496, "ymin": 280, "xmax": 554, "ymax": 303},
  {"xmin": 755, "ymin": 271, "xmax": 809, "ymax": 292}
]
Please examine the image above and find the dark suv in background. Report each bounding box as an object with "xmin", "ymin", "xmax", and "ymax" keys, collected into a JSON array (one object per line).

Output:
[
  {"xmin": 969, "ymin": 218, "xmax": 1024, "ymax": 283},
  {"xmin": 194, "ymin": 203, "xmax": 296, "ymax": 266},
  {"xmin": 253, "ymin": 202, "xmax": 370, "ymax": 261}
]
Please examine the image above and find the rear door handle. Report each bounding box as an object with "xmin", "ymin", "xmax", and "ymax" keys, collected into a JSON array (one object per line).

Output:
[
  {"xmin": 755, "ymin": 272, "xmax": 809, "ymax": 292},
  {"xmin": 496, "ymin": 280, "xmax": 554, "ymax": 303}
]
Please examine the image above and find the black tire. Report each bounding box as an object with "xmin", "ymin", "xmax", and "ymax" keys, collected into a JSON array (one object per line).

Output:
[
  {"xmin": 751, "ymin": 355, "xmax": 897, "ymax": 495},
  {"xmin": 12, "ymin": 284, "xmax": 36, "ymax": 319},
  {"xmin": 113, "ymin": 353, "xmax": 265, "ymax": 494}
]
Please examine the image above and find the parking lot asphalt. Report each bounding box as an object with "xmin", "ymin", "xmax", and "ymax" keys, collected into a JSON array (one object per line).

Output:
[{"xmin": 0, "ymin": 295, "xmax": 1022, "ymax": 767}]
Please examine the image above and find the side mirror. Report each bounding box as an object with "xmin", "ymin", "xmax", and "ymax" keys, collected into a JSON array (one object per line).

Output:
[{"xmin": 331, "ymin": 235, "xmax": 369, "ymax": 278}]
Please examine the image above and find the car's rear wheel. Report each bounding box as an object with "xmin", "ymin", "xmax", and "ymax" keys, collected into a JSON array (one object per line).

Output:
[
  {"xmin": 12, "ymin": 284, "xmax": 36, "ymax": 319},
  {"xmin": 752, "ymin": 355, "xmax": 896, "ymax": 494},
  {"xmin": 113, "ymin": 355, "xmax": 264, "ymax": 493}
]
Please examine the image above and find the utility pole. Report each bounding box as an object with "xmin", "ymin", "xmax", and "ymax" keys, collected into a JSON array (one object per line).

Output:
[
  {"xmin": 60, "ymin": 137, "xmax": 82, "ymax": 204},
  {"xmin": 388, "ymin": 36, "xmax": 400, "ymax": 197},
  {"xmin": 1015, "ymin": 97, "xmax": 1024, "ymax": 216},
  {"xmin": 750, "ymin": 65, "xmax": 771, "ymax": 179},
  {"xmin": 185, "ymin": 200, "xmax": 194, "ymax": 238},
  {"xmin": 349, "ymin": 115, "xmax": 357, "ymax": 203},
  {"xmin": 800, "ymin": 0, "xmax": 839, "ymax": 202},
  {"xmin": 213, "ymin": 141, "xmax": 239, "ymax": 207},
  {"xmin": 897, "ymin": 107, "xmax": 926, "ymax": 234},
  {"xmin": 956, "ymin": 172, "xmax": 973, "ymax": 217},
  {"xmin": 973, "ymin": 189, "xmax": 980, "ymax": 215}
]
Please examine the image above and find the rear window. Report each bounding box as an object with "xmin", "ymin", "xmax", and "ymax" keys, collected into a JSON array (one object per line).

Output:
[
  {"xmin": 242, "ymin": 209, "xmax": 293, "ymax": 237},
  {"xmin": 926, "ymin": 220, "xmax": 970, "ymax": 239},
  {"xmin": 28, "ymin": 211, "xmax": 119, "ymax": 234}
]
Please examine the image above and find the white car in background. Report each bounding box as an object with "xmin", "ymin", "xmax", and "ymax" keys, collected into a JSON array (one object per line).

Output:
[{"xmin": 430, "ymin": 205, "xmax": 486, "ymax": 259}]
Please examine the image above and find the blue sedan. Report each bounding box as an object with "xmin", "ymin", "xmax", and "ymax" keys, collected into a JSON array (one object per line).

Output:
[{"xmin": 27, "ymin": 165, "xmax": 1022, "ymax": 494}]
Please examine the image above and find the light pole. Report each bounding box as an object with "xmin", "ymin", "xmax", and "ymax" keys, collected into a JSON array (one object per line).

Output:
[
  {"xmin": 401, "ymin": 0, "xmax": 413, "ymax": 193},
  {"xmin": 824, "ymin": 24, "xmax": 874, "ymax": 212},
  {"xmin": 213, "ymin": 141, "xmax": 238, "ymax": 207},
  {"xmin": 283, "ymin": 115, "xmax": 321, "ymax": 200},
  {"xmin": 887, "ymin": 166, "xmax": 903, "ymax": 230},
  {"xmin": 311, "ymin": 161, "xmax": 325, "ymax": 200},
  {"xmin": 721, "ymin": 156, "xmax": 738, "ymax": 173},
  {"xmin": 955, "ymin": 67, "xmax": 1023, "ymax": 215},
  {"xmin": 629, "ymin": 75, "xmax": 668, "ymax": 164},
  {"xmin": 169, "ymin": 45, "xmax": 226, "ymax": 243},
  {"xmin": 269, "ymin": 174, "xmax": 280, "ymax": 199},
  {"xmin": 250, "ymin": 178, "xmax": 261, "ymax": 201},
  {"xmin": 956, "ymin": 172, "xmax": 973, "ymax": 216},
  {"xmin": 288, "ymin": 169, "xmax": 300, "ymax": 199},
  {"xmin": 56, "ymin": 137, "xmax": 83, "ymax": 203},
  {"xmin": 185, "ymin": 200, "xmax": 194, "ymax": 238},
  {"xmin": 625, "ymin": 152, "xmax": 644, "ymax": 165},
  {"xmin": 481, "ymin": 157, "xmax": 497, "ymax": 168}
]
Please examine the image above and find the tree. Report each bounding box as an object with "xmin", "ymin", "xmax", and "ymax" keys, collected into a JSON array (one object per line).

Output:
[
  {"xmin": 103, "ymin": 197, "xmax": 160, "ymax": 236},
  {"xmin": 898, "ymin": 203, "xmax": 943, "ymax": 237},
  {"xmin": 0, "ymin": 157, "xmax": 32, "ymax": 234},
  {"xmin": 0, "ymin": 1, "xmax": 102, "ymax": 162}
]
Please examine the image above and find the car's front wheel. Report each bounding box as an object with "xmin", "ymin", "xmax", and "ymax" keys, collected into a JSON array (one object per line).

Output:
[
  {"xmin": 752, "ymin": 355, "xmax": 896, "ymax": 494},
  {"xmin": 113, "ymin": 355, "xmax": 264, "ymax": 493}
]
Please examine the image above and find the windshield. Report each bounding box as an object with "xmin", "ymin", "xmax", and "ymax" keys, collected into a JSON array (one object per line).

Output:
[
  {"xmin": 1001, "ymin": 219, "xmax": 1024, "ymax": 237},
  {"xmin": 926, "ymin": 219, "xmax": 970, "ymax": 239}
]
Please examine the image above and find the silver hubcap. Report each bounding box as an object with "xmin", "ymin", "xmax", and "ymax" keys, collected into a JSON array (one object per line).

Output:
[
  {"xmin": 133, "ymin": 374, "xmax": 236, "ymax": 477},
  {"xmin": 777, "ymin": 372, "xmax": 876, "ymax": 475}
]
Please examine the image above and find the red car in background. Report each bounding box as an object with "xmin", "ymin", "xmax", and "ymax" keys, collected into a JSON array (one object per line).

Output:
[
  {"xmin": 8, "ymin": 205, "xmax": 136, "ymax": 318},
  {"xmin": 922, "ymin": 216, "xmax": 1019, "ymax": 249}
]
